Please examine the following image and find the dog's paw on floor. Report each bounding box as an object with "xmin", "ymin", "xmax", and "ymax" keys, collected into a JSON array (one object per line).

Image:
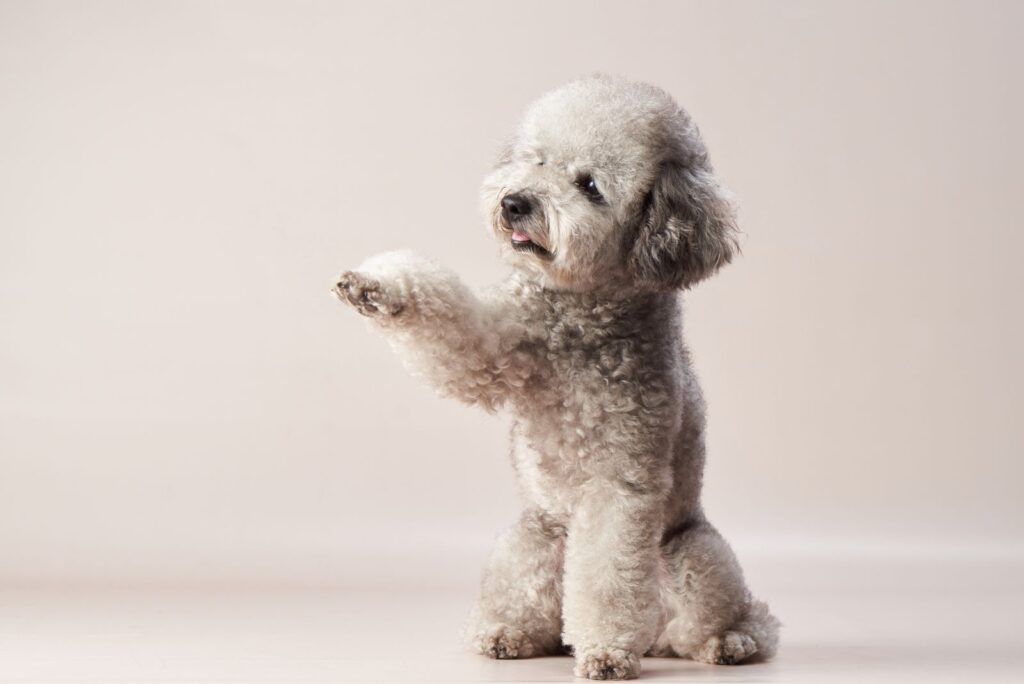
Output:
[
  {"xmin": 693, "ymin": 630, "xmax": 758, "ymax": 665},
  {"xmin": 472, "ymin": 625, "xmax": 537, "ymax": 659},
  {"xmin": 573, "ymin": 647, "xmax": 640, "ymax": 680}
]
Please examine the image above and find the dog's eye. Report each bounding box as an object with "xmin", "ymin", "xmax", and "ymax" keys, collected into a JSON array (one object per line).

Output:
[{"xmin": 575, "ymin": 174, "xmax": 604, "ymax": 203}]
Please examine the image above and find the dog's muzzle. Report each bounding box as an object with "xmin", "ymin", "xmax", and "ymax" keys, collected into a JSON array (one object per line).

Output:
[
  {"xmin": 500, "ymin": 192, "xmax": 533, "ymax": 224},
  {"xmin": 498, "ymin": 192, "xmax": 551, "ymax": 258}
]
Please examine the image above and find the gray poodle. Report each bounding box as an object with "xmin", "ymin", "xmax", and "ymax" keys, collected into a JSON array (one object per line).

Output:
[{"xmin": 333, "ymin": 75, "xmax": 779, "ymax": 680}]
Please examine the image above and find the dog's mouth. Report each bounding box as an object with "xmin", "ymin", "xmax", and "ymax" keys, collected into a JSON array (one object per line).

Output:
[{"xmin": 510, "ymin": 229, "xmax": 552, "ymax": 258}]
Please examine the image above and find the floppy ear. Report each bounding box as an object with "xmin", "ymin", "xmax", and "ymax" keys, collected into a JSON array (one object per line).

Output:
[{"xmin": 628, "ymin": 161, "xmax": 740, "ymax": 289}]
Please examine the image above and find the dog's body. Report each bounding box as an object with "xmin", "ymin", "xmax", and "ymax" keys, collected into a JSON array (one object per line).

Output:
[{"xmin": 335, "ymin": 76, "xmax": 778, "ymax": 680}]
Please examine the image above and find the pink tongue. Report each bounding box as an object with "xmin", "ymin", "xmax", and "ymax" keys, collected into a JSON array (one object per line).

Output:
[{"xmin": 511, "ymin": 230, "xmax": 531, "ymax": 242}]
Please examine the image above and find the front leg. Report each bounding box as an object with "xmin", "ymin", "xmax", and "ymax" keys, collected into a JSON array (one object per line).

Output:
[
  {"xmin": 333, "ymin": 250, "xmax": 533, "ymax": 410},
  {"xmin": 562, "ymin": 483, "xmax": 664, "ymax": 680}
]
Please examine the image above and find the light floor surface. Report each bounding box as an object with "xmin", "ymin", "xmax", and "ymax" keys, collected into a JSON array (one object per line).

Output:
[{"xmin": 1, "ymin": 553, "xmax": 1022, "ymax": 683}]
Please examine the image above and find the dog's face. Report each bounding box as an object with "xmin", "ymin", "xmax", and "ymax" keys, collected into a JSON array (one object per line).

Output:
[{"xmin": 482, "ymin": 76, "xmax": 739, "ymax": 292}]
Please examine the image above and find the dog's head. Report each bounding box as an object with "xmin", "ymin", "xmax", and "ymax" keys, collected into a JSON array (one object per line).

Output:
[{"xmin": 482, "ymin": 75, "xmax": 739, "ymax": 292}]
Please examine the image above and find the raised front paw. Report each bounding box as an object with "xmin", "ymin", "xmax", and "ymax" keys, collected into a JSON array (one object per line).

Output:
[
  {"xmin": 333, "ymin": 271, "xmax": 404, "ymax": 317},
  {"xmin": 574, "ymin": 648, "xmax": 640, "ymax": 680}
]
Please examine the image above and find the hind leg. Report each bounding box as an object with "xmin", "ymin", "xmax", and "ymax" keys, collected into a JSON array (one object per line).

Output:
[
  {"xmin": 653, "ymin": 519, "xmax": 779, "ymax": 664},
  {"xmin": 467, "ymin": 508, "xmax": 565, "ymax": 659}
]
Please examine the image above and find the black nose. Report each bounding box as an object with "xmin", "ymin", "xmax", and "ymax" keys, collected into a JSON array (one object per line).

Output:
[{"xmin": 501, "ymin": 193, "xmax": 532, "ymax": 221}]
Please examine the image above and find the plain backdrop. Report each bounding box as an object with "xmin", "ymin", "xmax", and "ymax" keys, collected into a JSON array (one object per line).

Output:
[{"xmin": 1, "ymin": 0, "xmax": 1022, "ymax": 590}]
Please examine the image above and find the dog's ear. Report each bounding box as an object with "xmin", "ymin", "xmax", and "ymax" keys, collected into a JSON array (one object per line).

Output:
[{"xmin": 628, "ymin": 160, "xmax": 740, "ymax": 290}]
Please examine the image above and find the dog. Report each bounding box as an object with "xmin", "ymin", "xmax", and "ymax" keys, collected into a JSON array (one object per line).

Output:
[{"xmin": 333, "ymin": 75, "xmax": 779, "ymax": 680}]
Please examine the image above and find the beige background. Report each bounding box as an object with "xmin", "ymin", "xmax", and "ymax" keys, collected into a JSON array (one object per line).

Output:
[{"xmin": 1, "ymin": 0, "xmax": 1022, "ymax": 590}]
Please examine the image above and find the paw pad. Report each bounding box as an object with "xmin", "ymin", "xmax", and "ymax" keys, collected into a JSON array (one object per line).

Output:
[{"xmin": 333, "ymin": 272, "xmax": 403, "ymax": 316}]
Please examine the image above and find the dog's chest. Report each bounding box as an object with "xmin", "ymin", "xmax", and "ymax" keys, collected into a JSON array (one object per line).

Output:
[{"xmin": 509, "ymin": 294, "xmax": 681, "ymax": 510}]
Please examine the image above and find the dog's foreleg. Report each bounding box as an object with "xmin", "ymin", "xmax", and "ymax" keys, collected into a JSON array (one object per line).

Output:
[
  {"xmin": 334, "ymin": 250, "xmax": 531, "ymax": 410},
  {"xmin": 562, "ymin": 482, "xmax": 663, "ymax": 680}
]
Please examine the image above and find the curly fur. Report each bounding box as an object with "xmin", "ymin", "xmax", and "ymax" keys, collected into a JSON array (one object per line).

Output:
[{"xmin": 333, "ymin": 75, "xmax": 778, "ymax": 680}]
